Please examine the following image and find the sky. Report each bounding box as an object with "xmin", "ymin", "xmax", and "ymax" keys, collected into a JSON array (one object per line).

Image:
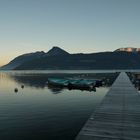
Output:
[{"xmin": 0, "ymin": 0, "xmax": 140, "ymax": 66}]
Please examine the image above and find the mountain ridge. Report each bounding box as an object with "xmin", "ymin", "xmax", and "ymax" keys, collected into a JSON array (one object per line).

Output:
[
  {"xmin": 1, "ymin": 47, "xmax": 140, "ymax": 70},
  {"xmin": 0, "ymin": 47, "xmax": 69, "ymax": 70}
]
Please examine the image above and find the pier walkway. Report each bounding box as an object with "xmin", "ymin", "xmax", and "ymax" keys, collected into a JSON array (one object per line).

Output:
[{"xmin": 76, "ymin": 72, "xmax": 140, "ymax": 140}]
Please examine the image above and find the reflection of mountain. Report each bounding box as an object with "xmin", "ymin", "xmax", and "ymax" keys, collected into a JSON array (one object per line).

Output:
[
  {"xmin": 11, "ymin": 74, "xmax": 48, "ymax": 89},
  {"xmin": 11, "ymin": 74, "xmax": 65, "ymax": 94},
  {"xmin": 9, "ymin": 73, "xmax": 118, "ymax": 90}
]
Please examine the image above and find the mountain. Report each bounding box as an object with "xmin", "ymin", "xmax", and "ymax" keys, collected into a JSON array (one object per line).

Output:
[
  {"xmin": 115, "ymin": 47, "xmax": 140, "ymax": 53},
  {"xmin": 1, "ymin": 51, "xmax": 45, "ymax": 70},
  {"xmin": 0, "ymin": 47, "xmax": 69, "ymax": 70},
  {"xmin": 46, "ymin": 46, "xmax": 69, "ymax": 56},
  {"xmin": 1, "ymin": 47, "xmax": 140, "ymax": 70}
]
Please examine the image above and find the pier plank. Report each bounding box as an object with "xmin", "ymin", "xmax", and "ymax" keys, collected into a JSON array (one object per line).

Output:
[{"xmin": 76, "ymin": 72, "xmax": 140, "ymax": 140}]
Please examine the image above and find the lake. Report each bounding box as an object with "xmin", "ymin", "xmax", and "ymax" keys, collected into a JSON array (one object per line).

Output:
[{"xmin": 0, "ymin": 71, "xmax": 118, "ymax": 140}]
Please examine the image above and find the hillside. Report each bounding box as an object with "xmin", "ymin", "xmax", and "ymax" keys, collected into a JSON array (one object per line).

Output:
[
  {"xmin": 1, "ymin": 47, "xmax": 69, "ymax": 70},
  {"xmin": 1, "ymin": 47, "xmax": 140, "ymax": 70}
]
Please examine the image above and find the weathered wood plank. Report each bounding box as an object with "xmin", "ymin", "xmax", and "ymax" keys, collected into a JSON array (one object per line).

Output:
[{"xmin": 75, "ymin": 72, "xmax": 140, "ymax": 140}]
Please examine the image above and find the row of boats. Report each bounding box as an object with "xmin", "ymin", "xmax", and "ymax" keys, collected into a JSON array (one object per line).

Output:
[{"xmin": 47, "ymin": 78, "xmax": 103, "ymax": 91}]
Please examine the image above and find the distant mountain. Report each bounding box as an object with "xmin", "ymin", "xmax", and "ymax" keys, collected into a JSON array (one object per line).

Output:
[
  {"xmin": 46, "ymin": 46, "xmax": 69, "ymax": 56},
  {"xmin": 1, "ymin": 51, "xmax": 45, "ymax": 70},
  {"xmin": 0, "ymin": 47, "xmax": 69, "ymax": 70},
  {"xmin": 115, "ymin": 47, "xmax": 140, "ymax": 53},
  {"xmin": 1, "ymin": 47, "xmax": 140, "ymax": 70}
]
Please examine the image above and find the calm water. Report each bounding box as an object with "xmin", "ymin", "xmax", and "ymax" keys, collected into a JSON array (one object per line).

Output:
[{"xmin": 0, "ymin": 71, "xmax": 117, "ymax": 140}]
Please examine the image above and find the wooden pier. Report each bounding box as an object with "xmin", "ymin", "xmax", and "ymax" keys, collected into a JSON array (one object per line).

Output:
[{"xmin": 76, "ymin": 72, "xmax": 140, "ymax": 140}]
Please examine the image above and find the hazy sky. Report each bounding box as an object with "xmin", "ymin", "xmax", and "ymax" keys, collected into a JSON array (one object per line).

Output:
[{"xmin": 0, "ymin": 0, "xmax": 140, "ymax": 66}]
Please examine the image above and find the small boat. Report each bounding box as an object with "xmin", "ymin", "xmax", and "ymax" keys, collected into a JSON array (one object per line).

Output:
[
  {"xmin": 68, "ymin": 79, "xmax": 96, "ymax": 88},
  {"xmin": 47, "ymin": 78, "xmax": 101, "ymax": 90},
  {"xmin": 47, "ymin": 78, "xmax": 69, "ymax": 87}
]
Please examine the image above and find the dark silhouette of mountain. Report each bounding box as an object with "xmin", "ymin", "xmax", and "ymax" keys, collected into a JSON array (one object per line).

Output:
[
  {"xmin": 1, "ymin": 51, "xmax": 45, "ymax": 70},
  {"xmin": 46, "ymin": 46, "xmax": 69, "ymax": 56},
  {"xmin": 0, "ymin": 46, "xmax": 68, "ymax": 70},
  {"xmin": 1, "ymin": 47, "xmax": 140, "ymax": 70}
]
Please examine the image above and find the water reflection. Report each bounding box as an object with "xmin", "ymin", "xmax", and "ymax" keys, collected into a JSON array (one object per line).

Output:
[
  {"xmin": 11, "ymin": 75, "xmax": 47, "ymax": 89},
  {"xmin": 6, "ymin": 72, "xmax": 118, "ymax": 94},
  {"xmin": 48, "ymin": 86, "xmax": 64, "ymax": 94},
  {"xmin": 0, "ymin": 71, "xmax": 117, "ymax": 140}
]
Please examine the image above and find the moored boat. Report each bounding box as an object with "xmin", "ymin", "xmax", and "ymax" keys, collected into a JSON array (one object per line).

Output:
[
  {"xmin": 47, "ymin": 78, "xmax": 102, "ymax": 90},
  {"xmin": 47, "ymin": 78, "xmax": 69, "ymax": 87}
]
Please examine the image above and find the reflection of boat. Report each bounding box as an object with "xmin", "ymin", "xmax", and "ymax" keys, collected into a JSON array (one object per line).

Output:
[{"xmin": 47, "ymin": 78, "xmax": 102, "ymax": 91}]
